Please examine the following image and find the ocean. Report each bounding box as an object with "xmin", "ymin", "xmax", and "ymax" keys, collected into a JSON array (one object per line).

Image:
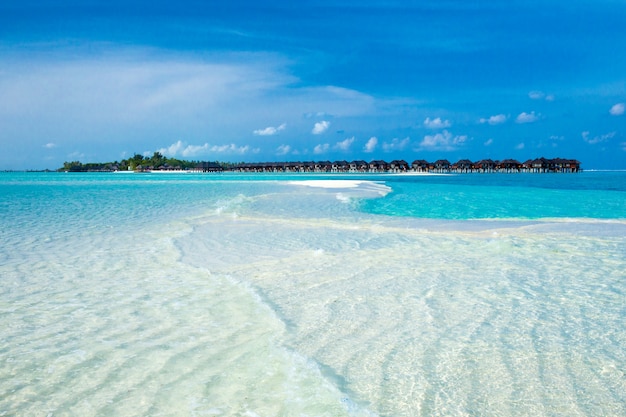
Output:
[{"xmin": 1, "ymin": 171, "xmax": 625, "ymax": 416}]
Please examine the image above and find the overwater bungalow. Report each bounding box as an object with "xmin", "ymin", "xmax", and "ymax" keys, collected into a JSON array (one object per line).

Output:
[
  {"xmin": 197, "ymin": 162, "xmax": 223, "ymax": 172},
  {"xmin": 350, "ymin": 160, "xmax": 369, "ymax": 172},
  {"xmin": 452, "ymin": 159, "xmax": 473, "ymax": 173},
  {"xmin": 332, "ymin": 160, "xmax": 350, "ymax": 172},
  {"xmin": 498, "ymin": 159, "xmax": 522, "ymax": 173},
  {"xmin": 369, "ymin": 160, "xmax": 389, "ymax": 173},
  {"xmin": 551, "ymin": 158, "xmax": 580, "ymax": 173},
  {"xmin": 389, "ymin": 160, "xmax": 409, "ymax": 172},
  {"xmin": 474, "ymin": 159, "xmax": 497, "ymax": 172},
  {"xmin": 314, "ymin": 161, "xmax": 332, "ymax": 172},
  {"xmin": 411, "ymin": 159, "xmax": 429, "ymax": 172},
  {"xmin": 433, "ymin": 159, "xmax": 451, "ymax": 173},
  {"xmin": 528, "ymin": 157, "xmax": 551, "ymax": 173},
  {"xmin": 229, "ymin": 157, "xmax": 580, "ymax": 174}
]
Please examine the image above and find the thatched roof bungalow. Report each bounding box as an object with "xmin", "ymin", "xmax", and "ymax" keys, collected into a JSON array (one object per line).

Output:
[
  {"xmin": 498, "ymin": 159, "xmax": 522, "ymax": 172},
  {"xmin": 350, "ymin": 160, "xmax": 369, "ymax": 172},
  {"xmin": 332, "ymin": 160, "xmax": 350, "ymax": 172},
  {"xmin": 452, "ymin": 159, "xmax": 473, "ymax": 172},
  {"xmin": 528, "ymin": 157, "xmax": 551, "ymax": 173},
  {"xmin": 227, "ymin": 156, "xmax": 579, "ymax": 174},
  {"xmin": 197, "ymin": 162, "xmax": 223, "ymax": 172},
  {"xmin": 473, "ymin": 159, "xmax": 496, "ymax": 172},
  {"xmin": 433, "ymin": 159, "xmax": 451, "ymax": 172},
  {"xmin": 411, "ymin": 159, "xmax": 429, "ymax": 172},
  {"xmin": 389, "ymin": 160, "xmax": 409, "ymax": 172},
  {"xmin": 369, "ymin": 160, "xmax": 389, "ymax": 172},
  {"xmin": 315, "ymin": 160, "xmax": 332, "ymax": 172},
  {"xmin": 552, "ymin": 158, "xmax": 581, "ymax": 172}
]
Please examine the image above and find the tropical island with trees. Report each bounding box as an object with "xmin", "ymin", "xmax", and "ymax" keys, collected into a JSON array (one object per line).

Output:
[{"xmin": 59, "ymin": 152, "xmax": 581, "ymax": 174}]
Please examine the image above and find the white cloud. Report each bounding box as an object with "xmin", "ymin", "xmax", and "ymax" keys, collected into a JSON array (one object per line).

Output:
[
  {"xmin": 515, "ymin": 143, "xmax": 525, "ymax": 150},
  {"xmin": 0, "ymin": 49, "xmax": 397, "ymax": 169},
  {"xmin": 484, "ymin": 138, "xmax": 493, "ymax": 146},
  {"xmin": 423, "ymin": 117, "xmax": 451, "ymax": 129},
  {"xmin": 418, "ymin": 130, "xmax": 467, "ymax": 151},
  {"xmin": 253, "ymin": 123, "xmax": 286, "ymax": 136},
  {"xmin": 313, "ymin": 143, "xmax": 330, "ymax": 154},
  {"xmin": 382, "ymin": 137, "xmax": 410, "ymax": 152},
  {"xmin": 516, "ymin": 111, "xmax": 540, "ymax": 124},
  {"xmin": 276, "ymin": 144, "xmax": 292, "ymax": 155},
  {"xmin": 582, "ymin": 131, "xmax": 616, "ymax": 145},
  {"xmin": 158, "ymin": 140, "xmax": 256, "ymax": 157},
  {"xmin": 158, "ymin": 140, "xmax": 186, "ymax": 156},
  {"xmin": 363, "ymin": 136, "xmax": 378, "ymax": 153},
  {"xmin": 312, "ymin": 120, "xmax": 330, "ymax": 134},
  {"xmin": 479, "ymin": 114, "xmax": 507, "ymax": 125},
  {"xmin": 609, "ymin": 103, "xmax": 625, "ymax": 116},
  {"xmin": 185, "ymin": 144, "xmax": 212, "ymax": 156},
  {"xmin": 207, "ymin": 144, "xmax": 256, "ymax": 155},
  {"xmin": 43, "ymin": 142, "xmax": 57, "ymax": 149},
  {"xmin": 529, "ymin": 91, "xmax": 554, "ymax": 101},
  {"xmin": 334, "ymin": 137, "xmax": 355, "ymax": 151}
]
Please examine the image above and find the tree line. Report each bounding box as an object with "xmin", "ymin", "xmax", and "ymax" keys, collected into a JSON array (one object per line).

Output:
[{"xmin": 59, "ymin": 152, "xmax": 236, "ymax": 172}]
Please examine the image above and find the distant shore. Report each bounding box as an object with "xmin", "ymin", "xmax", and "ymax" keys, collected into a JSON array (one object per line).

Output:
[{"xmin": 56, "ymin": 156, "xmax": 582, "ymax": 174}]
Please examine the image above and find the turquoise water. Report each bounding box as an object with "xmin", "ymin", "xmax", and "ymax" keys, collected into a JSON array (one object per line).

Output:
[
  {"xmin": 1, "ymin": 171, "xmax": 625, "ymax": 416},
  {"xmin": 360, "ymin": 172, "xmax": 626, "ymax": 219}
]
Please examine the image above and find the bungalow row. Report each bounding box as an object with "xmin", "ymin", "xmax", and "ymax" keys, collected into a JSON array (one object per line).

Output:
[{"xmin": 229, "ymin": 157, "xmax": 581, "ymax": 173}]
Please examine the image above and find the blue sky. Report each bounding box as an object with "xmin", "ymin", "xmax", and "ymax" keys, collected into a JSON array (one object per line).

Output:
[{"xmin": 1, "ymin": 1, "xmax": 625, "ymax": 169}]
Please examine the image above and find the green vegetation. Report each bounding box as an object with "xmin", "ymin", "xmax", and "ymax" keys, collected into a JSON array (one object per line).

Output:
[{"xmin": 58, "ymin": 152, "xmax": 234, "ymax": 172}]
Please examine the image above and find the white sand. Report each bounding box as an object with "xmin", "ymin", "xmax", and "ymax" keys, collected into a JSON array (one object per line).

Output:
[{"xmin": 288, "ymin": 180, "xmax": 369, "ymax": 189}]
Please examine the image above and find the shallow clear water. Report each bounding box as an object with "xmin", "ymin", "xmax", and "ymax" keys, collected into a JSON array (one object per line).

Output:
[{"xmin": 1, "ymin": 172, "xmax": 625, "ymax": 416}]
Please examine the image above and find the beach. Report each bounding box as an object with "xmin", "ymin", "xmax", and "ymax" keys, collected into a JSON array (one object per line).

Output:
[{"xmin": 1, "ymin": 171, "xmax": 625, "ymax": 416}]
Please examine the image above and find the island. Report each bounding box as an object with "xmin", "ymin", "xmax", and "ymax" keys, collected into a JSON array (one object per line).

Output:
[{"xmin": 60, "ymin": 152, "xmax": 581, "ymax": 174}]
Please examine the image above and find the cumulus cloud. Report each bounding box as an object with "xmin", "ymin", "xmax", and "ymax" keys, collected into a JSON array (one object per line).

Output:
[
  {"xmin": 211, "ymin": 144, "xmax": 257, "ymax": 155},
  {"xmin": 334, "ymin": 137, "xmax": 355, "ymax": 151},
  {"xmin": 423, "ymin": 117, "xmax": 451, "ymax": 129},
  {"xmin": 253, "ymin": 123, "xmax": 286, "ymax": 136},
  {"xmin": 609, "ymin": 103, "xmax": 625, "ymax": 116},
  {"xmin": 417, "ymin": 130, "xmax": 467, "ymax": 151},
  {"xmin": 312, "ymin": 120, "xmax": 330, "ymax": 134},
  {"xmin": 313, "ymin": 143, "xmax": 330, "ymax": 154},
  {"xmin": 479, "ymin": 114, "xmax": 508, "ymax": 125},
  {"xmin": 43, "ymin": 142, "xmax": 57, "ymax": 148},
  {"xmin": 515, "ymin": 143, "xmax": 525, "ymax": 150},
  {"xmin": 582, "ymin": 131, "xmax": 616, "ymax": 145},
  {"xmin": 276, "ymin": 144, "xmax": 292, "ymax": 155},
  {"xmin": 515, "ymin": 111, "xmax": 540, "ymax": 124},
  {"xmin": 484, "ymin": 138, "xmax": 494, "ymax": 146},
  {"xmin": 158, "ymin": 140, "xmax": 186, "ymax": 156},
  {"xmin": 382, "ymin": 137, "xmax": 410, "ymax": 152},
  {"xmin": 158, "ymin": 140, "xmax": 256, "ymax": 157},
  {"xmin": 363, "ymin": 136, "xmax": 378, "ymax": 153}
]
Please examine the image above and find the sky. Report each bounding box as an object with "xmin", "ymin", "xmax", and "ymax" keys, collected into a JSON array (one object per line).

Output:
[{"xmin": 1, "ymin": 1, "xmax": 625, "ymax": 170}]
